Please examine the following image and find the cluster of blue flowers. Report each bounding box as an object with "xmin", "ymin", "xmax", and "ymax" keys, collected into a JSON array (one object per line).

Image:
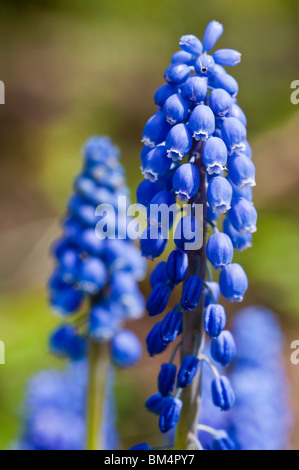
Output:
[
  {"xmin": 137, "ymin": 21, "xmax": 257, "ymax": 440},
  {"xmin": 133, "ymin": 307, "xmax": 291, "ymax": 451},
  {"xmin": 49, "ymin": 136, "xmax": 146, "ymax": 367},
  {"xmin": 16, "ymin": 361, "xmax": 119, "ymax": 450}
]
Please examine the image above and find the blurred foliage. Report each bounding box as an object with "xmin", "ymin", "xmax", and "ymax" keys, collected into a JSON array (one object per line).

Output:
[{"xmin": 0, "ymin": 0, "xmax": 298, "ymax": 449}]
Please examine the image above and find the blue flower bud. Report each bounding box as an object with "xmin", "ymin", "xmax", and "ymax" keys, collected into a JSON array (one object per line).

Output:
[
  {"xmin": 49, "ymin": 325, "xmax": 86, "ymax": 360},
  {"xmin": 164, "ymin": 64, "xmax": 190, "ymax": 85},
  {"xmin": 163, "ymin": 94, "xmax": 190, "ymax": 125},
  {"xmin": 158, "ymin": 363, "xmax": 177, "ymax": 396},
  {"xmin": 229, "ymin": 197, "xmax": 257, "ymax": 234},
  {"xmin": 204, "ymin": 304, "xmax": 226, "ymax": 338},
  {"xmin": 213, "ymin": 431, "xmax": 235, "ymax": 450},
  {"xmin": 147, "ymin": 190, "xmax": 176, "ymax": 228},
  {"xmin": 130, "ymin": 443, "xmax": 152, "ymax": 450},
  {"xmin": 146, "ymin": 323, "xmax": 168, "ymax": 356},
  {"xmin": 219, "ymin": 263, "xmax": 248, "ymax": 302},
  {"xmin": 206, "ymin": 232, "xmax": 234, "ymax": 270},
  {"xmin": 174, "ymin": 215, "xmax": 201, "ymax": 251},
  {"xmin": 227, "ymin": 177, "xmax": 253, "ymax": 201},
  {"xmin": 181, "ymin": 76, "xmax": 208, "ymax": 104},
  {"xmin": 58, "ymin": 248, "xmax": 81, "ymax": 284},
  {"xmin": 160, "ymin": 309, "xmax": 183, "ymax": 343},
  {"xmin": 68, "ymin": 195, "xmax": 99, "ymax": 227},
  {"xmin": 150, "ymin": 261, "xmax": 169, "ymax": 288},
  {"xmin": 89, "ymin": 305, "xmax": 119, "ymax": 341},
  {"xmin": 147, "ymin": 283, "xmax": 172, "ymax": 316},
  {"xmin": 63, "ymin": 216, "xmax": 83, "ymax": 243},
  {"xmin": 142, "ymin": 111, "xmax": 171, "ymax": 148},
  {"xmin": 181, "ymin": 275, "xmax": 203, "ymax": 311},
  {"xmin": 213, "ymin": 49, "xmax": 241, "ymax": 67},
  {"xmin": 188, "ymin": 105, "xmax": 215, "ymax": 141},
  {"xmin": 165, "ymin": 123, "xmax": 193, "ymax": 162},
  {"xmin": 211, "ymin": 330, "xmax": 236, "ymax": 366},
  {"xmin": 209, "ymin": 88, "xmax": 233, "ymax": 117},
  {"xmin": 194, "ymin": 54, "xmax": 215, "ymax": 77},
  {"xmin": 202, "ymin": 136, "xmax": 227, "ymax": 175},
  {"xmin": 207, "ymin": 176, "xmax": 233, "ymax": 214},
  {"xmin": 210, "ymin": 73, "xmax": 239, "ymax": 98},
  {"xmin": 227, "ymin": 103, "xmax": 247, "ymax": 126},
  {"xmin": 223, "ymin": 217, "xmax": 252, "ymax": 251},
  {"xmin": 84, "ymin": 136, "xmax": 120, "ymax": 165},
  {"xmin": 154, "ymin": 84, "xmax": 177, "ymax": 108},
  {"xmin": 243, "ymin": 140, "xmax": 252, "ymax": 159},
  {"xmin": 145, "ymin": 393, "xmax": 166, "ymax": 414},
  {"xmin": 77, "ymin": 228, "xmax": 104, "ymax": 257},
  {"xmin": 228, "ymin": 154, "xmax": 256, "ymax": 189},
  {"xmin": 179, "ymin": 34, "xmax": 203, "ymax": 55},
  {"xmin": 172, "ymin": 163, "xmax": 200, "ymax": 202},
  {"xmin": 211, "ymin": 376, "xmax": 235, "ymax": 410},
  {"xmin": 204, "ymin": 281, "xmax": 220, "ymax": 307},
  {"xmin": 167, "ymin": 249, "xmax": 189, "ymax": 284},
  {"xmin": 141, "ymin": 145, "xmax": 172, "ymax": 182},
  {"xmin": 111, "ymin": 330, "xmax": 142, "ymax": 368},
  {"xmin": 77, "ymin": 257, "xmax": 107, "ymax": 295},
  {"xmin": 50, "ymin": 284, "xmax": 84, "ymax": 315},
  {"xmin": 222, "ymin": 117, "xmax": 247, "ymax": 154},
  {"xmin": 203, "ymin": 21, "xmax": 224, "ymax": 52},
  {"xmin": 159, "ymin": 397, "xmax": 183, "ymax": 433},
  {"xmin": 177, "ymin": 355, "xmax": 200, "ymax": 388},
  {"xmin": 140, "ymin": 227, "xmax": 168, "ymax": 260},
  {"xmin": 136, "ymin": 179, "xmax": 165, "ymax": 207},
  {"xmin": 171, "ymin": 50, "xmax": 196, "ymax": 66}
]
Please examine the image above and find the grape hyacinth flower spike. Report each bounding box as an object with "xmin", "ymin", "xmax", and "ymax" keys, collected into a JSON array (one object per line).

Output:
[
  {"xmin": 137, "ymin": 20, "xmax": 257, "ymax": 450},
  {"xmin": 49, "ymin": 137, "xmax": 146, "ymax": 450}
]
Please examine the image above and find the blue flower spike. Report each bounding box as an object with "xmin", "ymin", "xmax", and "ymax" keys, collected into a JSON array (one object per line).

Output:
[{"xmin": 139, "ymin": 21, "xmax": 258, "ymax": 450}]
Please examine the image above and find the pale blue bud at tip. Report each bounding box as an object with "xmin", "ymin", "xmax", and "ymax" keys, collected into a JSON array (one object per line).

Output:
[
  {"xmin": 203, "ymin": 136, "xmax": 227, "ymax": 175},
  {"xmin": 219, "ymin": 263, "xmax": 248, "ymax": 303},
  {"xmin": 207, "ymin": 176, "xmax": 233, "ymax": 214},
  {"xmin": 171, "ymin": 50, "xmax": 196, "ymax": 66},
  {"xmin": 211, "ymin": 330, "xmax": 236, "ymax": 366},
  {"xmin": 206, "ymin": 232, "xmax": 234, "ymax": 270},
  {"xmin": 172, "ymin": 163, "xmax": 200, "ymax": 202},
  {"xmin": 165, "ymin": 123, "xmax": 193, "ymax": 162},
  {"xmin": 211, "ymin": 376, "xmax": 235, "ymax": 410},
  {"xmin": 188, "ymin": 105, "xmax": 215, "ymax": 141},
  {"xmin": 204, "ymin": 304, "xmax": 226, "ymax": 338},
  {"xmin": 213, "ymin": 49, "xmax": 242, "ymax": 67},
  {"xmin": 203, "ymin": 21, "xmax": 224, "ymax": 53},
  {"xmin": 179, "ymin": 34, "xmax": 203, "ymax": 55},
  {"xmin": 194, "ymin": 55, "xmax": 215, "ymax": 77}
]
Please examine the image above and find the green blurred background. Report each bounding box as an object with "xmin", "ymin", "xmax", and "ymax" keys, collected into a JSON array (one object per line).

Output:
[{"xmin": 0, "ymin": 0, "xmax": 298, "ymax": 449}]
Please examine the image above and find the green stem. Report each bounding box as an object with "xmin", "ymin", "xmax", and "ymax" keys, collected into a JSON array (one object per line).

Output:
[
  {"xmin": 174, "ymin": 142, "xmax": 207, "ymax": 450},
  {"xmin": 86, "ymin": 340, "xmax": 109, "ymax": 450}
]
